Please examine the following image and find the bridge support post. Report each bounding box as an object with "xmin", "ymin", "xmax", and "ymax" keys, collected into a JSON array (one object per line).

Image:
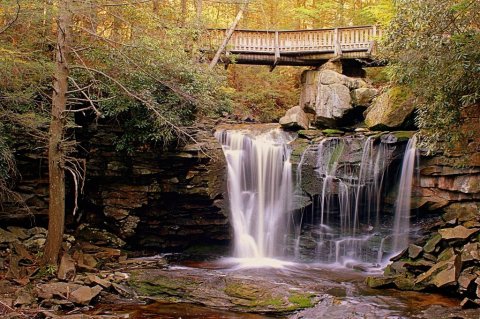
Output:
[
  {"xmin": 333, "ymin": 28, "xmax": 342, "ymax": 57},
  {"xmin": 271, "ymin": 31, "xmax": 280, "ymax": 71}
]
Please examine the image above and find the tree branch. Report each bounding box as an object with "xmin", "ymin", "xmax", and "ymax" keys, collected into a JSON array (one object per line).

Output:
[{"xmin": 0, "ymin": 0, "xmax": 20, "ymax": 35}]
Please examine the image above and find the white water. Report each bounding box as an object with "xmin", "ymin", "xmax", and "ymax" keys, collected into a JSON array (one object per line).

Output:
[
  {"xmin": 216, "ymin": 127, "xmax": 416, "ymax": 268},
  {"xmin": 296, "ymin": 135, "xmax": 393, "ymax": 265},
  {"xmin": 392, "ymin": 136, "xmax": 418, "ymax": 253},
  {"xmin": 215, "ymin": 128, "xmax": 295, "ymax": 259}
]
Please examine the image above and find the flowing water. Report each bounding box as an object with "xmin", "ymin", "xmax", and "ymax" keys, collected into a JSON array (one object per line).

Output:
[
  {"xmin": 216, "ymin": 126, "xmax": 417, "ymax": 268},
  {"xmin": 215, "ymin": 126, "xmax": 295, "ymax": 259},
  {"xmin": 392, "ymin": 136, "xmax": 418, "ymax": 253},
  {"xmin": 294, "ymin": 135, "xmax": 394, "ymax": 266}
]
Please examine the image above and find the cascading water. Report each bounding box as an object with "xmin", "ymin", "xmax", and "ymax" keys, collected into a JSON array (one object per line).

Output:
[
  {"xmin": 216, "ymin": 125, "xmax": 416, "ymax": 268},
  {"xmin": 295, "ymin": 135, "xmax": 394, "ymax": 265},
  {"xmin": 392, "ymin": 136, "xmax": 418, "ymax": 253},
  {"xmin": 215, "ymin": 126, "xmax": 295, "ymax": 259}
]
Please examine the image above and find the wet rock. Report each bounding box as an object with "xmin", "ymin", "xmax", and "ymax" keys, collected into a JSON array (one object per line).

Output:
[
  {"xmin": 408, "ymin": 244, "xmax": 423, "ymax": 259},
  {"xmin": 438, "ymin": 225, "xmax": 479, "ymax": 240},
  {"xmin": 297, "ymin": 130, "xmax": 322, "ymax": 140},
  {"xmin": 58, "ymin": 254, "xmax": 76, "ymax": 281},
  {"xmin": 129, "ymin": 268, "xmax": 319, "ymax": 313},
  {"xmin": 365, "ymin": 276, "xmax": 394, "ymax": 288},
  {"xmin": 280, "ymin": 105, "xmax": 310, "ymax": 130},
  {"xmin": 69, "ymin": 285, "xmax": 103, "ymax": 305},
  {"xmin": 393, "ymin": 275, "xmax": 419, "ymax": 290}
]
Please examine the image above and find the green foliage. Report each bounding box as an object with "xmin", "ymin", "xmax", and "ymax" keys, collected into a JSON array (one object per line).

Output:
[
  {"xmin": 383, "ymin": 0, "xmax": 480, "ymax": 149},
  {"xmin": 0, "ymin": 123, "xmax": 14, "ymax": 180}
]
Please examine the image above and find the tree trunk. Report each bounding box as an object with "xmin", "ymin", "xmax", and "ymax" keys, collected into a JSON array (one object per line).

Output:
[
  {"xmin": 43, "ymin": 0, "xmax": 71, "ymax": 266},
  {"xmin": 194, "ymin": 0, "xmax": 202, "ymax": 26},
  {"xmin": 181, "ymin": 0, "xmax": 187, "ymax": 26},
  {"xmin": 153, "ymin": 0, "xmax": 160, "ymax": 14},
  {"xmin": 209, "ymin": 1, "xmax": 248, "ymax": 70}
]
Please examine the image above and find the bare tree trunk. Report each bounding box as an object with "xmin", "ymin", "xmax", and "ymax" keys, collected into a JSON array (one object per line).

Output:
[
  {"xmin": 181, "ymin": 0, "xmax": 187, "ymax": 26},
  {"xmin": 43, "ymin": 0, "xmax": 71, "ymax": 266},
  {"xmin": 153, "ymin": 0, "xmax": 160, "ymax": 14},
  {"xmin": 194, "ymin": 0, "xmax": 202, "ymax": 26},
  {"xmin": 209, "ymin": 1, "xmax": 248, "ymax": 70}
]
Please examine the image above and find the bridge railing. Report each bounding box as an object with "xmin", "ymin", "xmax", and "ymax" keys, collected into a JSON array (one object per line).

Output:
[{"xmin": 205, "ymin": 25, "xmax": 382, "ymax": 55}]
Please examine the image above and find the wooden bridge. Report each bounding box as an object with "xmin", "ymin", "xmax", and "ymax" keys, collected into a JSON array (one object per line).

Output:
[{"xmin": 204, "ymin": 25, "xmax": 382, "ymax": 67}]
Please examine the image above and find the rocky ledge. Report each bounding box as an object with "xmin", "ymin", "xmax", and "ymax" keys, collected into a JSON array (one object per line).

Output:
[{"xmin": 367, "ymin": 202, "xmax": 480, "ymax": 307}]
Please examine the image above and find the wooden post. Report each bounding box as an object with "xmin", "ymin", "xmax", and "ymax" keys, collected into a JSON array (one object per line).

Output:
[
  {"xmin": 274, "ymin": 31, "xmax": 280, "ymax": 65},
  {"xmin": 334, "ymin": 28, "xmax": 342, "ymax": 57}
]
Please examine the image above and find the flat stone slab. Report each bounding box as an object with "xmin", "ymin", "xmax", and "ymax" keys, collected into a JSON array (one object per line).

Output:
[{"xmin": 438, "ymin": 226, "xmax": 479, "ymax": 240}]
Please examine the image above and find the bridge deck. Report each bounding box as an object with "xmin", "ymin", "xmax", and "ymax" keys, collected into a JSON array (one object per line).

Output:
[{"xmin": 204, "ymin": 25, "xmax": 382, "ymax": 66}]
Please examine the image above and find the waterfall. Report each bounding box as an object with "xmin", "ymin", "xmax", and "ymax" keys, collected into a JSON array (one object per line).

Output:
[
  {"xmin": 216, "ymin": 126, "xmax": 416, "ymax": 268},
  {"xmin": 296, "ymin": 135, "xmax": 393, "ymax": 265},
  {"xmin": 215, "ymin": 127, "xmax": 295, "ymax": 259},
  {"xmin": 392, "ymin": 136, "xmax": 418, "ymax": 253}
]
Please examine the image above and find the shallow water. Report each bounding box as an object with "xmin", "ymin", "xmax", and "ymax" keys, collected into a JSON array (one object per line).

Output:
[{"xmin": 90, "ymin": 259, "xmax": 478, "ymax": 319}]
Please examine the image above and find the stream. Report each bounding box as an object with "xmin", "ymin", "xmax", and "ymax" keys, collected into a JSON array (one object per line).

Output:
[{"xmin": 90, "ymin": 258, "xmax": 478, "ymax": 319}]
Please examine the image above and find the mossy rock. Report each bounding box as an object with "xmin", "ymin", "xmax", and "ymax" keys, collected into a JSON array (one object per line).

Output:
[
  {"xmin": 366, "ymin": 276, "xmax": 395, "ymax": 288},
  {"xmin": 364, "ymin": 86, "xmax": 416, "ymax": 130},
  {"xmin": 298, "ymin": 129, "xmax": 322, "ymax": 140},
  {"xmin": 288, "ymin": 293, "xmax": 316, "ymax": 309},
  {"xmin": 321, "ymin": 129, "xmax": 344, "ymax": 136},
  {"xmin": 391, "ymin": 131, "xmax": 416, "ymax": 142}
]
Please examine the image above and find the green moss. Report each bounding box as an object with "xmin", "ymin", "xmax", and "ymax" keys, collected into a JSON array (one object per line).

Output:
[
  {"xmin": 129, "ymin": 272, "xmax": 192, "ymax": 299},
  {"xmin": 388, "ymin": 86, "xmax": 411, "ymax": 110},
  {"xmin": 364, "ymin": 67, "xmax": 390, "ymax": 86},
  {"xmin": 392, "ymin": 131, "xmax": 415, "ymax": 142},
  {"xmin": 322, "ymin": 129, "xmax": 344, "ymax": 135},
  {"xmin": 328, "ymin": 142, "xmax": 345, "ymax": 172},
  {"xmin": 298, "ymin": 129, "xmax": 322, "ymax": 140},
  {"xmin": 288, "ymin": 293, "xmax": 315, "ymax": 308}
]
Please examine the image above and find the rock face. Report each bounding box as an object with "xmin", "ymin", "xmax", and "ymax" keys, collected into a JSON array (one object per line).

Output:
[
  {"xmin": 298, "ymin": 67, "xmax": 376, "ymax": 127},
  {"xmin": 279, "ymin": 105, "xmax": 310, "ymax": 130},
  {"xmin": 363, "ymin": 86, "xmax": 415, "ymax": 130},
  {"xmin": 412, "ymin": 105, "xmax": 480, "ymax": 212},
  {"xmin": 80, "ymin": 119, "xmax": 229, "ymax": 251},
  {"xmin": 367, "ymin": 208, "xmax": 480, "ymax": 307}
]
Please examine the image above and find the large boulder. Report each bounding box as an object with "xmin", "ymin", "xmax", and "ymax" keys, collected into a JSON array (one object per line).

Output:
[
  {"xmin": 279, "ymin": 105, "xmax": 310, "ymax": 130},
  {"xmin": 299, "ymin": 68, "xmax": 373, "ymax": 127},
  {"xmin": 364, "ymin": 86, "xmax": 415, "ymax": 130},
  {"xmin": 351, "ymin": 88, "xmax": 379, "ymax": 107}
]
